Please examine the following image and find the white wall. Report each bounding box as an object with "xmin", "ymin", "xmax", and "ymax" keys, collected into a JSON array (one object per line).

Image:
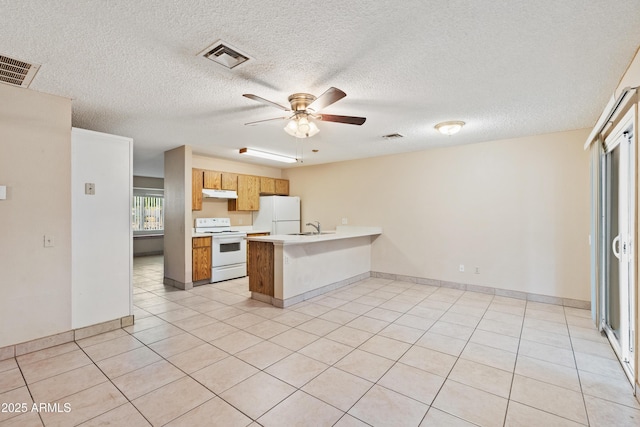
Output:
[
  {"xmin": 279, "ymin": 236, "xmax": 373, "ymax": 300},
  {"xmin": 164, "ymin": 145, "xmax": 192, "ymax": 286},
  {"xmin": 0, "ymin": 84, "xmax": 72, "ymax": 347},
  {"xmin": 285, "ymin": 129, "xmax": 591, "ymax": 301},
  {"xmin": 71, "ymin": 128, "xmax": 132, "ymax": 328}
]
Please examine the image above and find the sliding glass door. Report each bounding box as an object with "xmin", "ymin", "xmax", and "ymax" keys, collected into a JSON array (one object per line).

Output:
[{"xmin": 601, "ymin": 108, "xmax": 635, "ymax": 382}]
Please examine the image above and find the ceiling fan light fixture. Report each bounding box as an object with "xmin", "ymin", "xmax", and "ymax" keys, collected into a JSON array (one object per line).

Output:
[
  {"xmin": 244, "ymin": 87, "xmax": 365, "ymax": 136},
  {"xmin": 297, "ymin": 116, "xmax": 311, "ymax": 134},
  {"xmin": 239, "ymin": 147, "xmax": 297, "ymax": 163},
  {"xmin": 435, "ymin": 121, "xmax": 465, "ymax": 135},
  {"xmin": 284, "ymin": 116, "xmax": 320, "ymax": 138},
  {"xmin": 308, "ymin": 121, "xmax": 320, "ymax": 136}
]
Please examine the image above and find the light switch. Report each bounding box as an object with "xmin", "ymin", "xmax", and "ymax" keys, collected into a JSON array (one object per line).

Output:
[
  {"xmin": 0, "ymin": 185, "xmax": 5, "ymax": 200},
  {"xmin": 85, "ymin": 183, "xmax": 95, "ymax": 195}
]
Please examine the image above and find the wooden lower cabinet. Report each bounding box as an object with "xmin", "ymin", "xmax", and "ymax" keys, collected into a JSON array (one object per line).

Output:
[
  {"xmin": 246, "ymin": 233, "xmax": 270, "ymax": 274},
  {"xmin": 248, "ymin": 241, "xmax": 274, "ymax": 296},
  {"xmin": 192, "ymin": 237, "xmax": 211, "ymax": 282}
]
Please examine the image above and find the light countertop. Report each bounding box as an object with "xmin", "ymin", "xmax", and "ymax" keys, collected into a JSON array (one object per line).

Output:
[
  {"xmin": 192, "ymin": 226, "xmax": 271, "ymax": 238},
  {"xmin": 245, "ymin": 226, "xmax": 382, "ymax": 245},
  {"xmin": 192, "ymin": 232, "xmax": 213, "ymax": 238}
]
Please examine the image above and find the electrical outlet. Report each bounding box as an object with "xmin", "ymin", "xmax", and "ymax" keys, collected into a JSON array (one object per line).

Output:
[
  {"xmin": 238, "ymin": 218, "xmax": 243, "ymax": 224},
  {"xmin": 44, "ymin": 235, "xmax": 55, "ymax": 248},
  {"xmin": 284, "ymin": 256, "xmax": 289, "ymax": 265},
  {"xmin": 475, "ymin": 267, "xmax": 480, "ymax": 274},
  {"xmin": 459, "ymin": 264, "xmax": 464, "ymax": 272},
  {"xmin": 342, "ymin": 217, "xmax": 348, "ymax": 225},
  {"xmin": 84, "ymin": 183, "xmax": 95, "ymax": 195}
]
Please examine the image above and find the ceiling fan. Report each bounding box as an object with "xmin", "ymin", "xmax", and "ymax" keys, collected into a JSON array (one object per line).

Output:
[{"xmin": 243, "ymin": 87, "xmax": 366, "ymax": 138}]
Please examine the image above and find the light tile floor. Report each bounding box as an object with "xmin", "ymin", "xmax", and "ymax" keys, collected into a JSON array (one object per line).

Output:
[{"xmin": 1, "ymin": 255, "xmax": 639, "ymax": 426}]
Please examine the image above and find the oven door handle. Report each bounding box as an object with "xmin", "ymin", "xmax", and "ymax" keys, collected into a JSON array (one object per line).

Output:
[
  {"xmin": 214, "ymin": 237, "xmax": 245, "ymax": 244},
  {"xmin": 214, "ymin": 264, "xmax": 244, "ymax": 272}
]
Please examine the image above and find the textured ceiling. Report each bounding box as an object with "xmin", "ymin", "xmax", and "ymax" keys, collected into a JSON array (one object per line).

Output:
[{"xmin": 2, "ymin": 1, "xmax": 640, "ymax": 176}]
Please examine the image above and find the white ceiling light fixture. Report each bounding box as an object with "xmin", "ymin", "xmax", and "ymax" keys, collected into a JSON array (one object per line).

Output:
[
  {"xmin": 239, "ymin": 147, "xmax": 297, "ymax": 163},
  {"xmin": 435, "ymin": 121, "xmax": 465, "ymax": 135},
  {"xmin": 284, "ymin": 114, "xmax": 320, "ymax": 138}
]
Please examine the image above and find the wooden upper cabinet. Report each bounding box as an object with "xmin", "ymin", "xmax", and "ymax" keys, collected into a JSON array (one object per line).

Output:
[
  {"xmin": 221, "ymin": 173, "xmax": 238, "ymax": 190},
  {"xmin": 229, "ymin": 174, "xmax": 260, "ymax": 211},
  {"xmin": 260, "ymin": 177, "xmax": 276, "ymax": 194},
  {"xmin": 239, "ymin": 175, "xmax": 260, "ymax": 210},
  {"xmin": 275, "ymin": 179, "xmax": 289, "ymax": 196},
  {"xmin": 192, "ymin": 168, "xmax": 204, "ymax": 211},
  {"xmin": 203, "ymin": 170, "xmax": 222, "ymax": 189},
  {"xmin": 195, "ymin": 168, "xmax": 286, "ymax": 211},
  {"xmin": 260, "ymin": 177, "xmax": 289, "ymax": 195}
]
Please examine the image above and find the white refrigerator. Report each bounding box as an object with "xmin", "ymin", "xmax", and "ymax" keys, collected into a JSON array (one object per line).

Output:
[{"xmin": 252, "ymin": 196, "xmax": 301, "ymax": 235}]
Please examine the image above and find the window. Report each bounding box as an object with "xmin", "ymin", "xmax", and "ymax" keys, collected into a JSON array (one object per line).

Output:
[{"xmin": 132, "ymin": 188, "xmax": 164, "ymax": 233}]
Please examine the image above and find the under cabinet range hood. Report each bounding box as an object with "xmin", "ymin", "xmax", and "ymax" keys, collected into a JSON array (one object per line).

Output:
[{"xmin": 202, "ymin": 189, "xmax": 238, "ymax": 199}]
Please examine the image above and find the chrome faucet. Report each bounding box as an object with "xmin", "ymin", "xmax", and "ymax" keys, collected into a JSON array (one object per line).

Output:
[{"xmin": 306, "ymin": 221, "xmax": 321, "ymax": 234}]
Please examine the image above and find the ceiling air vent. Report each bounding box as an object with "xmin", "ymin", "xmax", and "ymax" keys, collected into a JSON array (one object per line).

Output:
[
  {"xmin": 198, "ymin": 40, "xmax": 252, "ymax": 70},
  {"xmin": 382, "ymin": 133, "xmax": 404, "ymax": 140},
  {"xmin": 0, "ymin": 54, "xmax": 40, "ymax": 88}
]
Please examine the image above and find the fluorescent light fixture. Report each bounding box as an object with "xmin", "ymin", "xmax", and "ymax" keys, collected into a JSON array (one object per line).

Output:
[
  {"xmin": 239, "ymin": 148, "xmax": 297, "ymax": 163},
  {"xmin": 435, "ymin": 121, "xmax": 465, "ymax": 135}
]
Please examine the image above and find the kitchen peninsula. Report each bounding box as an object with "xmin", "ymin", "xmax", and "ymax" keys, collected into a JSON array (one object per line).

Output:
[{"xmin": 247, "ymin": 226, "xmax": 382, "ymax": 307}]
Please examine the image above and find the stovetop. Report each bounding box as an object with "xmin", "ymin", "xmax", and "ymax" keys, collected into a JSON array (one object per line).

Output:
[{"xmin": 194, "ymin": 217, "xmax": 246, "ymax": 236}]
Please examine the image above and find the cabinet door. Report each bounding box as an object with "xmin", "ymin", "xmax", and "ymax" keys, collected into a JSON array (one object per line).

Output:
[
  {"xmin": 192, "ymin": 169, "xmax": 204, "ymax": 211},
  {"xmin": 238, "ymin": 175, "xmax": 260, "ymax": 210},
  {"xmin": 221, "ymin": 173, "xmax": 238, "ymax": 190},
  {"xmin": 260, "ymin": 177, "xmax": 275, "ymax": 194},
  {"xmin": 246, "ymin": 233, "xmax": 270, "ymax": 274},
  {"xmin": 192, "ymin": 237, "xmax": 211, "ymax": 281},
  {"xmin": 203, "ymin": 170, "xmax": 222, "ymax": 189},
  {"xmin": 192, "ymin": 236, "xmax": 211, "ymax": 248},
  {"xmin": 230, "ymin": 175, "xmax": 260, "ymax": 211},
  {"xmin": 248, "ymin": 241, "xmax": 274, "ymax": 296},
  {"xmin": 275, "ymin": 179, "xmax": 289, "ymax": 195}
]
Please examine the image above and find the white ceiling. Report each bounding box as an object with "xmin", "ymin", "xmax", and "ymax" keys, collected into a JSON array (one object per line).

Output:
[{"xmin": 2, "ymin": 1, "xmax": 640, "ymax": 177}]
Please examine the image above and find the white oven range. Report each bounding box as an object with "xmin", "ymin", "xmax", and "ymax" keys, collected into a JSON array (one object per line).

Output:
[{"xmin": 195, "ymin": 218, "xmax": 247, "ymax": 283}]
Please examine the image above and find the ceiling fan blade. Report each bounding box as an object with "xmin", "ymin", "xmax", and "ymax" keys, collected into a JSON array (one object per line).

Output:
[
  {"xmin": 319, "ymin": 114, "xmax": 366, "ymax": 125},
  {"xmin": 243, "ymin": 94, "xmax": 290, "ymax": 111},
  {"xmin": 307, "ymin": 87, "xmax": 346, "ymax": 111},
  {"xmin": 244, "ymin": 116, "xmax": 289, "ymax": 126}
]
